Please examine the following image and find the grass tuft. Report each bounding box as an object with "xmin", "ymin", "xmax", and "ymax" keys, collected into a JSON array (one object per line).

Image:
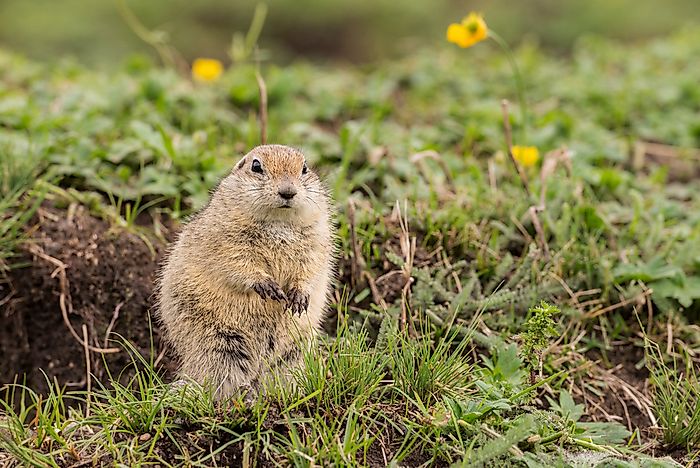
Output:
[{"xmin": 646, "ymin": 337, "xmax": 700, "ymax": 450}]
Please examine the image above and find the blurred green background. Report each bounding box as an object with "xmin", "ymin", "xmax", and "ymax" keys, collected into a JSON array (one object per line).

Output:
[{"xmin": 0, "ymin": 0, "xmax": 698, "ymax": 67}]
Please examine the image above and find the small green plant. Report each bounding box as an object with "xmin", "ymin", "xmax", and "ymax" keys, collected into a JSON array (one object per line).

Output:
[
  {"xmin": 521, "ymin": 301, "xmax": 559, "ymax": 378},
  {"xmin": 479, "ymin": 343, "xmax": 527, "ymax": 399},
  {"xmin": 462, "ymin": 414, "xmax": 538, "ymax": 467},
  {"xmin": 545, "ymin": 389, "xmax": 632, "ymax": 455}
]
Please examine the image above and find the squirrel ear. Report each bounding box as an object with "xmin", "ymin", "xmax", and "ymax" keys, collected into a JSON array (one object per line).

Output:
[{"xmin": 235, "ymin": 157, "xmax": 246, "ymax": 170}]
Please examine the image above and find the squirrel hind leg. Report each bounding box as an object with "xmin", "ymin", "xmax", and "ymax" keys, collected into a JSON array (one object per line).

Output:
[{"xmin": 179, "ymin": 327, "xmax": 262, "ymax": 400}]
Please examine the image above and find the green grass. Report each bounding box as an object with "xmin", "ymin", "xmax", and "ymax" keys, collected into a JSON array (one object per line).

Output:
[
  {"xmin": 0, "ymin": 322, "xmax": 663, "ymax": 467},
  {"xmin": 0, "ymin": 146, "xmax": 46, "ymax": 272},
  {"xmin": 646, "ymin": 337, "xmax": 700, "ymax": 451},
  {"xmin": 2, "ymin": 26, "xmax": 700, "ymax": 466}
]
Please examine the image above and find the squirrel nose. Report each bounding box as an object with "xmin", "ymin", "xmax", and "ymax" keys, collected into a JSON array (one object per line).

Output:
[{"xmin": 278, "ymin": 186, "xmax": 297, "ymax": 200}]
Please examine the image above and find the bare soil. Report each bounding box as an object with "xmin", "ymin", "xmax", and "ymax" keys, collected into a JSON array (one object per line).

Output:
[
  {"xmin": 0, "ymin": 204, "xmax": 177, "ymax": 394},
  {"xmin": 588, "ymin": 344, "xmax": 652, "ymax": 431}
]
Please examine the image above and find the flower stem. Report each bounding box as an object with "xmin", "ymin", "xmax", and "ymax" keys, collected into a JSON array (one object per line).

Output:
[{"xmin": 488, "ymin": 31, "xmax": 528, "ymax": 141}]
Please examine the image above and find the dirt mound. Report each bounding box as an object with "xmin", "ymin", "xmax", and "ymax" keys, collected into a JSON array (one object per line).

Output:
[{"xmin": 0, "ymin": 205, "xmax": 177, "ymax": 394}]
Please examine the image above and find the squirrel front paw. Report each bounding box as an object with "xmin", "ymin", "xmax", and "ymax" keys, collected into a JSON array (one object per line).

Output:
[
  {"xmin": 252, "ymin": 279, "xmax": 287, "ymax": 302},
  {"xmin": 286, "ymin": 288, "xmax": 310, "ymax": 316}
]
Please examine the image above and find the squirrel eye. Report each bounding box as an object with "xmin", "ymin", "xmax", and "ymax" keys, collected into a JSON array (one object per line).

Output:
[
  {"xmin": 302, "ymin": 163, "xmax": 308, "ymax": 175},
  {"xmin": 251, "ymin": 159, "xmax": 263, "ymax": 174}
]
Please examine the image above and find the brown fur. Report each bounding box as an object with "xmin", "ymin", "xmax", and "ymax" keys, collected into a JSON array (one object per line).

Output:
[{"xmin": 156, "ymin": 145, "xmax": 336, "ymax": 398}]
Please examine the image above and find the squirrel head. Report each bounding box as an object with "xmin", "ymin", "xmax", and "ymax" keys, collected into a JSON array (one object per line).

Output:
[{"xmin": 214, "ymin": 145, "xmax": 329, "ymax": 224}]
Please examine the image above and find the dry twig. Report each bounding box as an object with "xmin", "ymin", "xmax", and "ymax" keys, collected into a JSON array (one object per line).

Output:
[
  {"xmin": 103, "ymin": 302, "xmax": 124, "ymax": 349},
  {"xmin": 347, "ymin": 199, "xmax": 366, "ymax": 288},
  {"xmin": 255, "ymin": 67, "xmax": 268, "ymax": 145},
  {"xmin": 82, "ymin": 324, "xmax": 92, "ymax": 417},
  {"xmin": 584, "ymin": 289, "xmax": 653, "ymax": 320},
  {"xmin": 363, "ymin": 271, "xmax": 388, "ymax": 311},
  {"xmin": 393, "ymin": 201, "xmax": 416, "ymax": 334}
]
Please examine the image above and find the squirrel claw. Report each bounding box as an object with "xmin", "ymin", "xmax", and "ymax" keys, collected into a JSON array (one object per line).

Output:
[
  {"xmin": 253, "ymin": 279, "xmax": 287, "ymax": 302},
  {"xmin": 287, "ymin": 288, "xmax": 309, "ymax": 316}
]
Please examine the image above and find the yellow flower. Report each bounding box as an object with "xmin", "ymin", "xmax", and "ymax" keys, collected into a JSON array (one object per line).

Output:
[
  {"xmin": 512, "ymin": 146, "xmax": 540, "ymax": 167},
  {"xmin": 446, "ymin": 24, "xmax": 470, "ymax": 48},
  {"xmin": 191, "ymin": 58, "xmax": 223, "ymax": 82},
  {"xmin": 446, "ymin": 12, "xmax": 488, "ymax": 48}
]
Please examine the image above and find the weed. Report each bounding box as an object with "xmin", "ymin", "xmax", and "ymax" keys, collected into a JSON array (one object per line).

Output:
[{"xmin": 521, "ymin": 301, "xmax": 560, "ymax": 377}]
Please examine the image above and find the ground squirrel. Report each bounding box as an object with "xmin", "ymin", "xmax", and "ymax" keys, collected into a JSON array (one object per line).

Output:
[{"xmin": 157, "ymin": 144, "xmax": 335, "ymax": 398}]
